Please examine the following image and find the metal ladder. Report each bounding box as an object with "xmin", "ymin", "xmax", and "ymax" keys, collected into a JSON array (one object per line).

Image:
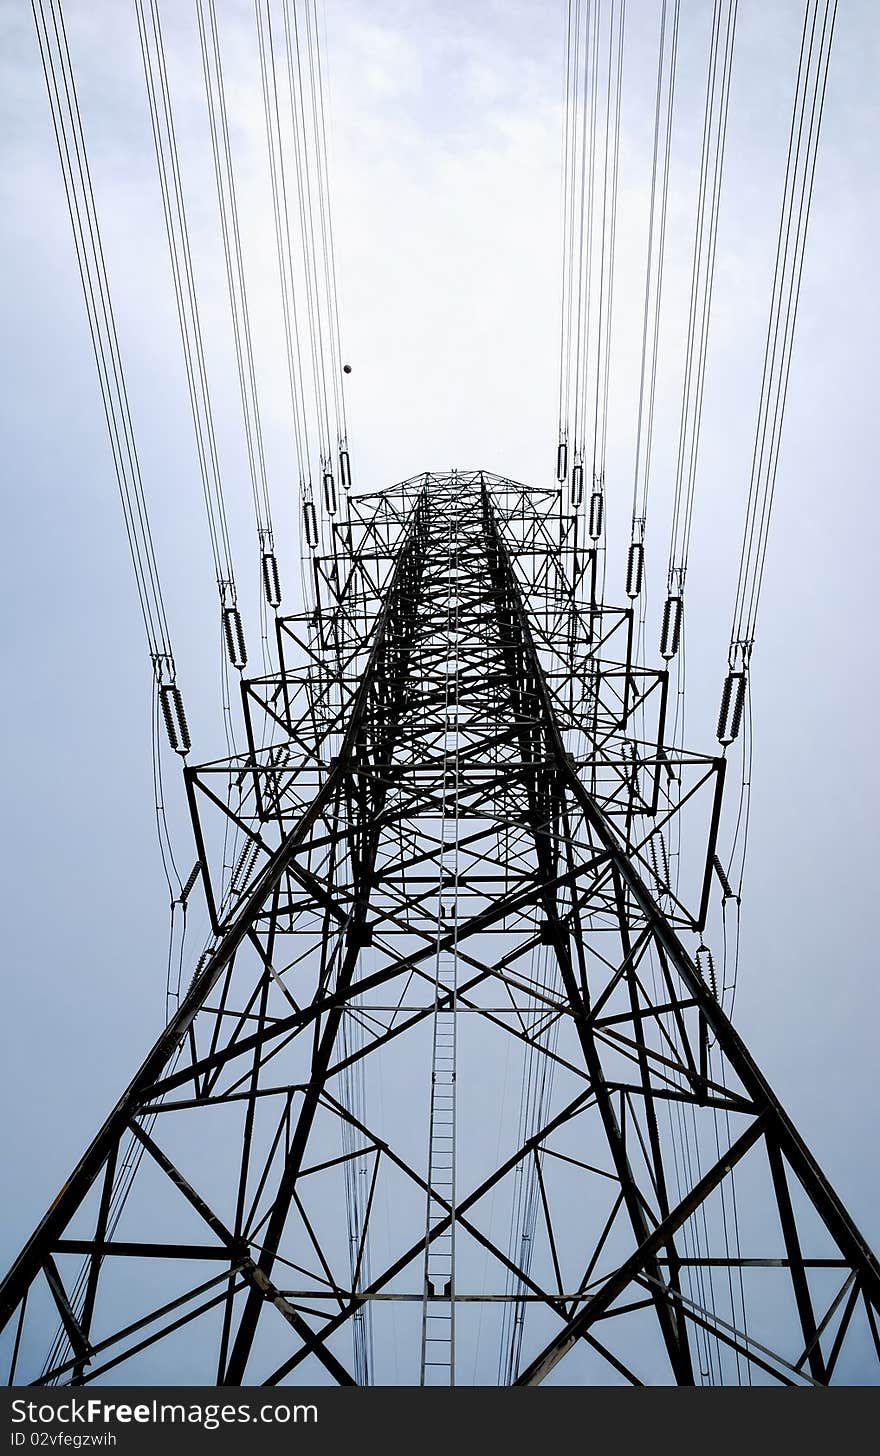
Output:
[{"xmin": 420, "ymin": 501, "xmax": 461, "ymax": 1385}]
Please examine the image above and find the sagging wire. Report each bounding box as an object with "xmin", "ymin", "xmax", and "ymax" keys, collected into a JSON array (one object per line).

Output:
[
  {"xmin": 659, "ymin": 12, "xmax": 839, "ymax": 1375},
  {"xmin": 719, "ymin": 0, "xmax": 837, "ymax": 745},
  {"xmin": 711, "ymin": 0, "xmax": 837, "ymax": 1042},
  {"xmin": 32, "ymin": 0, "xmax": 195, "ymax": 1004},
  {"xmin": 590, "ymin": 0, "xmax": 625, "ymax": 606},
  {"xmin": 32, "ymin": 0, "xmax": 175, "ymax": 674},
  {"xmin": 196, "ymin": 0, "xmax": 285, "ymax": 676},
  {"xmin": 556, "ymin": 1, "xmax": 625, "ymax": 621},
  {"xmin": 555, "ymin": 0, "xmax": 579, "ymax": 487},
  {"xmin": 627, "ymin": 0, "xmax": 679, "ymax": 610},
  {"xmin": 29, "ymin": 3, "xmax": 218, "ymax": 1374},
  {"xmin": 302, "ymin": 0, "xmax": 351, "ymax": 486},
  {"xmin": 281, "ymin": 0, "xmax": 334, "ymax": 495},
  {"xmin": 277, "ymin": 0, "xmax": 352, "ymax": 625},
  {"xmin": 642, "ymin": 10, "xmax": 745, "ymax": 1377},
  {"xmin": 571, "ymin": 0, "xmax": 600, "ymax": 506},
  {"xmin": 629, "ymin": 3, "xmax": 739, "ymax": 1354},
  {"xmin": 662, "ymin": 0, "xmax": 737, "ymax": 663},
  {"xmin": 622, "ymin": 0, "xmax": 678, "ymax": 799},
  {"xmin": 255, "ymin": 0, "xmax": 320, "ymax": 623},
  {"xmin": 135, "ymin": 0, "xmax": 249, "ymax": 741},
  {"xmin": 255, "ymin": 12, "xmax": 359, "ymax": 1168},
  {"xmin": 652, "ymin": 0, "xmax": 738, "ymax": 1019}
]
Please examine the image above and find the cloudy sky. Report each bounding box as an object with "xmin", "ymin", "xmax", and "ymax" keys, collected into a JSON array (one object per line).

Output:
[{"xmin": 1, "ymin": 0, "xmax": 879, "ymax": 1378}]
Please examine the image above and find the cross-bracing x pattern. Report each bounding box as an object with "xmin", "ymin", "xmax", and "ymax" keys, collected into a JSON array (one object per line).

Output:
[{"xmin": 1, "ymin": 472, "xmax": 879, "ymax": 1387}]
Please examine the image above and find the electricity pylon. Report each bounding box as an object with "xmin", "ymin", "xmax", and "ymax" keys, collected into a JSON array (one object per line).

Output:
[{"xmin": 2, "ymin": 472, "xmax": 878, "ymax": 1386}]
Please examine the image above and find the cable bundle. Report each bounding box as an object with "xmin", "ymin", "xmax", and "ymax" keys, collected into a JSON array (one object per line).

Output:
[
  {"xmin": 628, "ymin": 0, "xmax": 679, "ymax": 574},
  {"xmin": 722, "ymin": 0, "xmax": 837, "ymax": 740},
  {"xmin": 664, "ymin": 0, "xmax": 737, "ymax": 649},
  {"xmin": 556, "ymin": 0, "xmax": 625, "ymax": 536},
  {"xmin": 197, "ymin": 0, "xmax": 282, "ymax": 619},
  {"xmin": 256, "ymin": 0, "xmax": 351, "ymax": 584},
  {"xmin": 136, "ymin": 0, "xmax": 246, "ymax": 674},
  {"xmin": 32, "ymin": 0, "xmax": 180, "ymax": 698}
]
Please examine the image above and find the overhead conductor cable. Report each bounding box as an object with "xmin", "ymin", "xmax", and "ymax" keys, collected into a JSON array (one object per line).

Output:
[
  {"xmin": 555, "ymin": 0, "xmax": 580, "ymax": 485},
  {"xmin": 31, "ymin": 5, "xmax": 196, "ymax": 1374},
  {"xmin": 589, "ymin": 0, "xmax": 625, "ymax": 542},
  {"xmin": 570, "ymin": 0, "xmax": 601, "ymax": 510},
  {"xmin": 136, "ymin": 0, "xmax": 248, "ymax": 677},
  {"xmin": 627, "ymin": 0, "xmax": 680, "ymax": 593},
  {"xmin": 32, "ymin": 0, "xmax": 188, "ymax": 755},
  {"xmin": 719, "ymin": 0, "xmax": 837, "ymax": 744},
  {"xmin": 255, "ymin": 0, "xmax": 319, "ymax": 616},
  {"xmin": 663, "ymin": 0, "xmax": 737, "ymax": 657},
  {"xmin": 196, "ymin": 0, "xmax": 283, "ymax": 621},
  {"xmin": 303, "ymin": 0, "xmax": 352, "ymax": 490}
]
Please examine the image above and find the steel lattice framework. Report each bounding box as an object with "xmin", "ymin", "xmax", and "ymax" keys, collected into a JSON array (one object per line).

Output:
[{"xmin": 2, "ymin": 471, "xmax": 879, "ymax": 1386}]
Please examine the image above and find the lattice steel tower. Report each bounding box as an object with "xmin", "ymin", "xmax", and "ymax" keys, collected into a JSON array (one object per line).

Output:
[{"xmin": 2, "ymin": 471, "xmax": 879, "ymax": 1386}]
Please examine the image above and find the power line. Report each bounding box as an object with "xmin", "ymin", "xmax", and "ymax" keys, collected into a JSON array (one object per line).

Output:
[
  {"xmin": 196, "ymin": 0, "xmax": 284, "ymax": 624},
  {"xmin": 662, "ymin": 0, "xmax": 737, "ymax": 658},
  {"xmin": 32, "ymin": 0, "xmax": 174, "ymax": 676},
  {"xmin": 136, "ymin": 0, "xmax": 247, "ymax": 680},
  {"xmin": 627, "ymin": 0, "xmax": 680, "ymax": 596},
  {"xmin": 33, "ymin": 0, "xmax": 193, "ymax": 764},
  {"xmin": 590, "ymin": 0, "xmax": 625, "ymax": 499},
  {"xmin": 719, "ymin": 0, "xmax": 837, "ymax": 745}
]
